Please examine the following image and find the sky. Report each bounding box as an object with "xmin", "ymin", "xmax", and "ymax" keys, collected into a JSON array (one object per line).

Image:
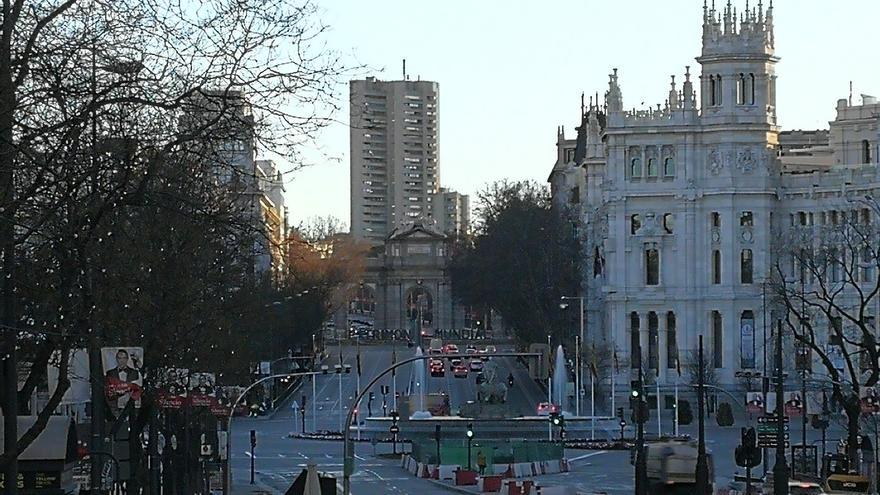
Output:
[{"xmin": 282, "ymin": 0, "xmax": 880, "ymax": 230}]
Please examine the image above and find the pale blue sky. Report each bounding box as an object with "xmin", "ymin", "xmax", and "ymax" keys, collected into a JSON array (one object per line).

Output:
[{"xmin": 283, "ymin": 0, "xmax": 879, "ymax": 229}]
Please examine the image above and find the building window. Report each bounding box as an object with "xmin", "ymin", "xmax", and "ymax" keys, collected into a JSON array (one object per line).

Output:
[
  {"xmin": 715, "ymin": 75, "xmax": 723, "ymax": 105},
  {"xmin": 712, "ymin": 311, "xmax": 723, "ymax": 368},
  {"xmin": 741, "ymin": 249, "xmax": 754, "ymax": 284},
  {"xmin": 736, "ymin": 73, "xmax": 746, "ymax": 105},
  {"xmin": 861, "ymin": 316, "xmax": 877, "ymax": 371},
  {"xmin": 741, "ymin": 311, "xmax": 756, "ymax": 369},
  {"xmin": 631, "ymin": 214, "xmax": 641, "ymax": 235},
  {"xmin": 711, "ymin": 211, "xmax": 721, "ymax": 228},
  {"xmin": 749, "ymin": 73, "xmax": 756, "ymax": 104},
  {"xmin": 663, "ymin": 213, "xmax": 674, "ymax": 234},
  {"xmin": 663, "ymin": 157, "xmax": 675, "ymax": 176},
  {"xmin": 570, "ymin": 186, "xmax": 580, "ymax": 205},
  {"xmin": 648, "ymin": 312, "xmax": 659, "ymax": 370},
  {"xmin": 709, "ymin": 75, "xmax": 716, "ymax": 106},
  {"xmin": 631, "ymin": 312, "xmax": 641, "ymax": 369},
  {"xmin": 863, "ymin": 246, "xmax": 874, "ymax": 282},
  {"xmin": 740, "ymin": 211, "xmax": 754, "ymax": 227},
  {"xmin": 646, "ymin": 248, "xmax": 660, "ymax": 286},
  {"xmin": 666, "ymin": 311, "xmax": 677, "ymax": 369},
  {"xmin": 647, "ymin": 158, "xmax": 658, "ymax": 177},
  {"xmin": 864, "ymin": 140, "xmax": 873, "ymax": 164},
  {"xmin": 712, "ymin": 250, "xmax": 722, "ymax": 284},
  {"xmin": 631, "ymin": 157, "xmax": 642, "ymax": 178},
  {"xmin": 829, "ymin": 248, "xmax": 841, "ymax": 282}
]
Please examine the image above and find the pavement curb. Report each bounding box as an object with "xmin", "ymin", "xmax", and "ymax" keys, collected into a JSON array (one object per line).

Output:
[{"xmin": 426, "ymin": 478, "xmax": 482, "ymax": 494}]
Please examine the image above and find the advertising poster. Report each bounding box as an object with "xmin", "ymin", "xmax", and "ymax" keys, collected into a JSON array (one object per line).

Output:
[
  {"xmin": 860, "ymin": 387, "xmax": 880, "ymax": 414},
  {"xmin": 784, "ymin": 391, "xmax": 804, "ymax": 416},
  {"xmin": 189, "ymin": 372, "xmax": 218, "ymax": 407},
  {"xmin": 745, "ymin": 392, "xmax": 765, "ymax": 414},
  {"xmin": 102, "ymin": 347, "xmax": 144, "ymax": 412},
  {"xmin": 157, "ymin": 368, "xmax": 189, "ymax": 409}
]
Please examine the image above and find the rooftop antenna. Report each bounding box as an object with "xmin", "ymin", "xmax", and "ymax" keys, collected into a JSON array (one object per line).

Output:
[
  {"xmin": 402, "ymin": 58, "xmax": 407, "ymax": 80},
  {"xmin": 849, "ymin": 81, "xmax": 853, "ymax": 106}
]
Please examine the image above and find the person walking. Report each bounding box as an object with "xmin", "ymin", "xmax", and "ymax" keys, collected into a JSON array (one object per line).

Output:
[{"xmin": 476, "ymin": 450, "xmax": 487, "ymax": 475}]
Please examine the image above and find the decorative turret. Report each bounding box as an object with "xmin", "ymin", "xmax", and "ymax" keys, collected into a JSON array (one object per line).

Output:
[
  {"xmin": 702, "ymin": 0, "xmax": 773, "ymax": 56},
  {"xmin": 682, "ymin": 66, "xmax": 696, "ymax": 111},
  {"xmin": 668, "ymin": 75, "xmax": 680, "ymax": 110},
  {"xmin": 605, "ymin": 68, "xmax": 623, "ymax": 114}
]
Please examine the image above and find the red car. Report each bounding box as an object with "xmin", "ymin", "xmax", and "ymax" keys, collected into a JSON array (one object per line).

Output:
[
  {"xmin": 443, "ymin": 344, "xmax": 459, "ymax": 355},
  {"xmin": 429, "ymin": 359, "xmax": 445, "ymax": 377},
  {"xmin": 536, "ymin": 402, "xmax": 560, "ymax": 416},
  {"xmin": 453, "ymin": 364, "xmax": 468, "ymax": 378}
]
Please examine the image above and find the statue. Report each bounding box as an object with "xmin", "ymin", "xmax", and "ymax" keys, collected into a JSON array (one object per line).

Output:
[{"xmin": 476, "ymin": 361, "xmax": 508, "ymax": 404}]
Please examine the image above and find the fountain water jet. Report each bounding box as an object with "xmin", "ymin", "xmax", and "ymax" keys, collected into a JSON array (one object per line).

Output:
[
  {"xmin": 410, "ymin": 347, "xmax": 432, "ymax": 419},
  {"xmin": 552, "ymin": 345, "xmax": 571, "ymax": 416}
]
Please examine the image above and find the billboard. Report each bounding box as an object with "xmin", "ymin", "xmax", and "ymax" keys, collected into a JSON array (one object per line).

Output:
[
  {"xmin": 860, "ymin": 387, "xmax": 880, "ymax": 414},
  {"xmin": 157, "ymin": 368, "xmax": 189, "ymax": 409},
  {"xmin": 102, "ymin": 347, "xmax": 144, "ymax": 412},
  {"xmin": 784, "ymin": 391, "xmax": 805, "ymax": 416},
  {"xmin": 189, "ymin": 372, "xmax": 218, "ymax": 407},
  {"xmin": 746, "ymin": 392, "xmax": 765, "ymax": 414}
]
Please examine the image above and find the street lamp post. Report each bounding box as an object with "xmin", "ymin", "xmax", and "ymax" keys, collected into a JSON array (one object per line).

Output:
[
  {"xmin": 223, "ymin": 371, "xmax": 321, "ymax": 495},
  {"xmin": 560, "ymin": 296, "xmax": 585, "ymax": 417},
  {"xmin": 466, "ymin": 423, "xmax": 474, "ymax": 470}
]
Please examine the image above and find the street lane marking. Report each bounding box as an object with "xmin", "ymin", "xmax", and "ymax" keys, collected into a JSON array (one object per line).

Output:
[
  {"xmin": 355, "ymin": 454, "xmax": 367, "ymax": 461},
  {"xmin": 569, "ymin": 450, "xmax": 608, "ymax": 462}
]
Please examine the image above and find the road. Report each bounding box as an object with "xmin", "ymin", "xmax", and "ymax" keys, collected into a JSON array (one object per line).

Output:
[{"xmin": 231, "ymin": 341, "xmax": 855, "ymax": 494}]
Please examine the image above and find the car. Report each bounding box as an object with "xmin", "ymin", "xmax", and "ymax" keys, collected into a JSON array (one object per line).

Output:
[
  {"xmin": 430, "ymin": 360, "xmax": 445, "ymax": 377},
  {"xmin": 536, "ymin": 402, "xmax": 561, "ymax": 416},
  {"xmin": 484, "ymin": 345, "xmax": 497, "ymax": 359},
  {"xmin": 428, "ymin": 348, "xmax": 443, "ymax": 356},
  {"xmin": 469, "ymin": 358, "xmax": 484, "ymax": 372},
  {"xmin": 450, "ymin": 358, "xmax": 463, "ymax": 367},
  {"xmin": 465, "ymin": 345, "xmax": 478, "ymax": 354},
  {"xmin": 443, "ymin": 344, "xmax": 459, "ymax": 355},
  {"xmin": 453, "ymin": 365, "xmax": 468, "ymax": 378}
]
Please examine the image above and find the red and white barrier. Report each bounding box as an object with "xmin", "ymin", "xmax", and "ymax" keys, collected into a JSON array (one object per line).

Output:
[{"xmin": 436, "ymin": 464, "xmax": 457, "ymax": 480}]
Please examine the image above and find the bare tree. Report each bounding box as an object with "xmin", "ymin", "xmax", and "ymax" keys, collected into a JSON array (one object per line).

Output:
[
  {"xmin": 770, "ymin": 200, "xmax": 880, "ymax": 462},
  {"xmin": 1, "ymin": 0, "xmax": 351, "ymax": 485}
]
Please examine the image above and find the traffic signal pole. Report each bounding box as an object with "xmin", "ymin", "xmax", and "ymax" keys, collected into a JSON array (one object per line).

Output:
[
  {"xmin": 774, "ymin": 320, "xmax": 789, "ymax": 494},
  {"xmin": 634, "ymin": 342, "xmax": 647, "ymax": 495},
  {"xmin": 696, "ymin": 335, "xmax": 710, "ymax": 494}
]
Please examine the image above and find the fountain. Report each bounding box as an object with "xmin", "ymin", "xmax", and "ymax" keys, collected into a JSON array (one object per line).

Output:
[
  {"xmin": 551, "ymin": 345, "xmax": 571, "ymax": 416},
  {"xmin": 410, "ymin": 347, "xmax": 432, "ymax": 419}
]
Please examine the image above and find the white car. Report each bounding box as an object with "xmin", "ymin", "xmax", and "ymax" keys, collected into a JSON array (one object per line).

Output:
[{"xmin": 469, "ymin": 359, "xmax": 483, "ymax": 372}]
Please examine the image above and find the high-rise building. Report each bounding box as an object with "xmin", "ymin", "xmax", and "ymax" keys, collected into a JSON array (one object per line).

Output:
[
  {"xmin": 350, "ymin": 77, "xmax": 441, "ymax": 243},
  {"xmin": 437, "ymin": 188, "xmax": 470, "ymax": 237}
]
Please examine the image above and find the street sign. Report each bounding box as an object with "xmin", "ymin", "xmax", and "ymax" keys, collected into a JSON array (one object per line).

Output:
[
  {"xmin": 291, "ymin": 400, "xmax": 299, "ymax": 411},
  {"xmin": 389, "ymin": 424, "xmax": 400, "ymax": 435},
  {"xmin": 757, "ymin": 415, "xmax": 789, "ymax": 424},
  {"xmin": 758, "ymin": 439, "xmax": 790, "ymax": 449},
  {"xmin": 757, "ymin": 423, "xmax": 789, "ymax": 433}
]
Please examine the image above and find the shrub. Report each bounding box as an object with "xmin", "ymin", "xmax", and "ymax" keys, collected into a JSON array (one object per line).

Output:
[
  {"xmin": 678, "ymin": 400, "xmax": 693, "ymax": 426},
  {"xmin": 716, "ymin": 401, "xmax": 735, "ymax": 426}
]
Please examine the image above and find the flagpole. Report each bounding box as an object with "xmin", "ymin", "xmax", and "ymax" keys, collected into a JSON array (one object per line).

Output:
[
  {"xmin": 356, "ymin": 336, "xmax": 361, "ymax": 441},
  {"xmin": 656, "ymin": 377, "xmax": 661, "ymax": 438},
  {"xmin": 674, "ymin": 377, "xmax": 679, "ymax": 437},
  {"xmin": 590, "ymin": 368, "xmax": 595, "ymax": 440},
  {"xmin": 611, "ymin": 347, "xmax": 618, "ymax": 417}
]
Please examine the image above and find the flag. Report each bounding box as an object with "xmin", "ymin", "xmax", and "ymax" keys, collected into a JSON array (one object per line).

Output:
[
  {"xmin": 356, "ymin": 350, "xmax": 362, "ymax": 376},
  {"xmin": 675, "ymin": 354, "xmax": 682, "ymax": 377},
  {"xmin": 391, "ymin": 348, "xmax": 396, "ymax": 377}
]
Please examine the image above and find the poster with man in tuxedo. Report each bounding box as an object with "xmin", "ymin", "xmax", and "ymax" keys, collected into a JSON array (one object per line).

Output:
[
  {"xmin": 189, "ymin": 372, "xmax": 218, "ymax": 407},
  {"xmin": 102, "ymin": 347, "xmax": 144, "ymax": 413},
  {"xmin": 158, "ymin": 368, "xmax": 189, "ymax": 408}
]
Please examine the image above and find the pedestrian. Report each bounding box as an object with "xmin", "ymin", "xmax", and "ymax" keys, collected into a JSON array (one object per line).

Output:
[{"xmin": 476, "ymin": 450, "xmax": 487, "ymax": 475}]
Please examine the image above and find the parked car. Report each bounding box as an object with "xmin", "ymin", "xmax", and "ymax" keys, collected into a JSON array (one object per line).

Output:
[
  {"xmin": 469, "ymin": 358, "xmax": 484, "ymax": 372},
  {"xmin": 453, "ymin": 365, "xmax": 468, "ymax": 378},
  {"xmin": 465, "ymin": 345, "xmax": 478, "ymax": 354},
  {"xmin": 536, "ymin": 402, "xmax": 561, "ymax": 416}
]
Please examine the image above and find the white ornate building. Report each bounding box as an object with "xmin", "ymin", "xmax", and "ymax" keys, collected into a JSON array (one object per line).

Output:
[{"xmin": 548, "ymin": 1, "xmax": 880, "ymax": 396}]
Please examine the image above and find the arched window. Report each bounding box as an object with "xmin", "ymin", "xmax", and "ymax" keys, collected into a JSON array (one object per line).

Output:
[
  {"xmin": 630, "ymin": 312, "xmax": 641, "ymax": 369},
  {"xmin": 715, "ymin": 75, "xmax": 723, "ymax": 105},
  {"xmin": 646, "ymin": 248, "xmax": 660, "ymax": 286},
  {"xmin": 741, "ymin": 249, "xmax": 753, "ymax": 284},
  {"xmin": 740, "ymin": 311, "xmax": 755, "ymax": 369},
  {"xmin": 712, "ymin": 250, "xmax": 722, "ymax": 284},
  {"xmin": 864, "ymin": 140, "xmax": 873, "ymax": 164},
  {"xmin": 663, "ymin": 157, "xmax": 675, "ymax": 176},
  {"xmin": 712, "ymin": 311, "xmax": 723, "ymax": 368},
  {"xmin": 666, "ymin": 312, "xmax": 678, "ymax": 369},
  {"xmin": 736, "ymin": 73, "xmax": 745, "ymax": 105},
  {"xmin": 631, "ymin": 214, "xmax": 641, "ymax": 235},
  {"xmin": 749, "ymin": 73, "xmax": 756, "ymax": 104},
  {"xmin": 406, "ymin": 287, "xmax": 433, "ymax": 330},
  {"xmin": 350, "ymin": 285, "xmax": 376, "ymax": 315},
  {"xmin": 631, "ymin": 157, "xmax": 642, "ymax": 177},
  {"xmin": 647, "ymin": 158, "xmax": 658, "ymax": 178},
  {"xmin": 709, "ymin": 76, "xmax": 716, "ymax": 106},
  {"xmin": 648, "ymin": 312, "xmax": 659, "ymax": 370}
]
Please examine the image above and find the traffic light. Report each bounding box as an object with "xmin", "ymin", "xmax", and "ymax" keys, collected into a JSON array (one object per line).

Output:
[
  {"xmin": 466, "ymin": 423, "xmax": 474, "ymax": 439},
  {"xmin": 736, "ymin": 427, "xmax": 762, "ymax": 468},
  {"xmin": 435, "ymin": 424, "xmax": 441, "ymax": 442},
  {"xmin": 617, "ymin": 407, "xmax": 624, "ymax": 420}
]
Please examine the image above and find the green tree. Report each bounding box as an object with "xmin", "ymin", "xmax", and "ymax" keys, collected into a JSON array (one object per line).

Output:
[{"xmin": 449, "ymin": 180, "xmax": 582, "ymax": 345}]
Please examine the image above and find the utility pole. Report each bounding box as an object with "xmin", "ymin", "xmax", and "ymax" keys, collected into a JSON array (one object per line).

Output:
[
  {"xmin": 774, "ymin": 320, "xmax": 789, "ymax": 494},
  {"xmin": 696, "ymin": 335, "xmax": 710, "ymax": 494},
  {"xmin": 634, "ymin": 341, "xmax": 647, "ymax": 495}
]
